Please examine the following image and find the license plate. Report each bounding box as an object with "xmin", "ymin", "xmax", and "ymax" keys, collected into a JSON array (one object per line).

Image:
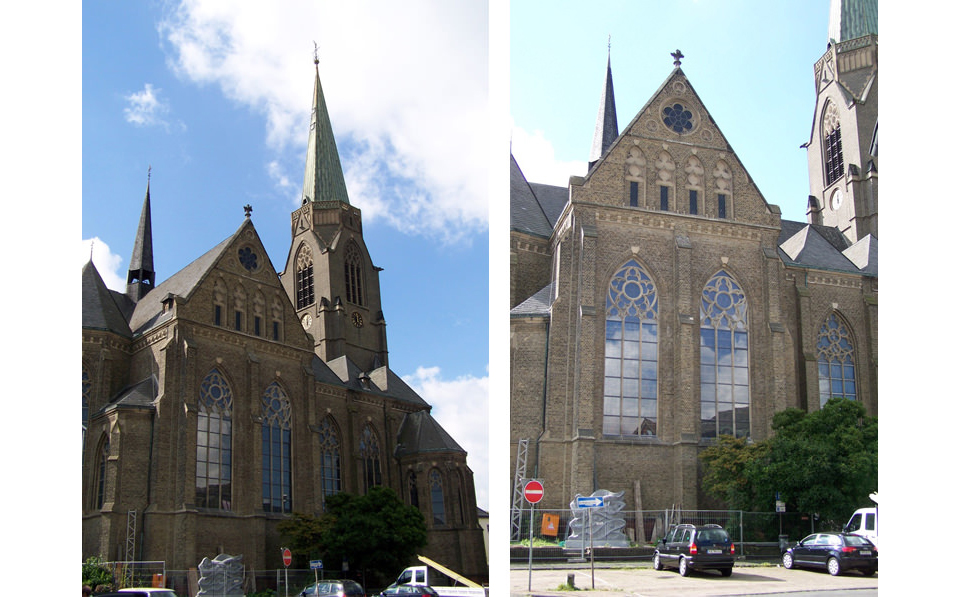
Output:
[
  {"xmin": 707, "ymin": 549, "xmax": 722, "ymax": 554},
  {"xmin": 860, "ymin": 550, "xmax": 872, "ymax": 556}
]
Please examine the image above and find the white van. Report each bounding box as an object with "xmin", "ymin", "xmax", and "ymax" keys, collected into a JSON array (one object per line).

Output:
[{"xmin": 843, "ymin": 507, "xmax": 878, "ymax": 547}]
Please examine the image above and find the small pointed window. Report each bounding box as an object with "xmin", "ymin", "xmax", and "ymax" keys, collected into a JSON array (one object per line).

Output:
[
  {"xmin": 359, "ymin": 424, "xmax": 382, "ymax": 492},
  {"xmin": 318, "ymin": 416, "xmax": 342, "ymax": 509},
  {"xmin": 429, "ymin": 469, "xmax": 446, "ymax": 526},
  {"xmin": 296, "ymin": 246, "xmax": 315, "ymax": 309},
  {"xmin": 344, "ymin": 242, "xmax": 365, "ymax": 306}
]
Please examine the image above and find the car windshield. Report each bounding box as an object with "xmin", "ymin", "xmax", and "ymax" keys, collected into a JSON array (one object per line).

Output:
[{"xmin": 844, "ymin": 534, "xmax": 873, "ymax": 546}]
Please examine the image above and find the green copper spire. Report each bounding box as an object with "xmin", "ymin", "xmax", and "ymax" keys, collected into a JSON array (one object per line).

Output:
[
  {"xmin": 827, "ymin": 0, "xmax": 878, "ymax": 44},
  {"xmin": 301, "ymin": 51, "xmax": 350, "ymax": 205}
]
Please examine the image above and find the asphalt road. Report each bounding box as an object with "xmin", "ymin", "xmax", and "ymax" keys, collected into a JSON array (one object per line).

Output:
[{"xmin": 508, "ymin": 564, "xmax": 879, "ymax": 596}]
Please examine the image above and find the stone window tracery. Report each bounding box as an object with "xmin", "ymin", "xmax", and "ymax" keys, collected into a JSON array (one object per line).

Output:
[
  {"xmin": 196, "ymin": 369, "xmax": 233, "ymax": 510},
  {"xmin": 700, "ymin": 271, "xmax": 750, "ymax": 439},
  {"xmin": 429, "ymin": 469, "xmax": 446, "ymax": 526},
  {"xmin": 261, "ymin": 382, "xmax": 292, "ymax": 513},
  {"xmin": 359, "ymin": 424, "xmax": 382, "ymax": 492},
  {"xmin": 318, "ymin": 416, "xmax": 341, "ymax": 508},
  {"xmin": 603, "ymin": 259, "xmax": 659, "ymax": 437},
  {"xmin": 816, "ymin": 313, "xmax": 858, "ymax": 406},
  {"xmin": 296, "ymin": 245, "xmax": 315, "ymax": 309},
  {"xmin": 823, "ymin": 102, "xmax": 844, "ymax": 186},
  {"xmin": 344, "ymin": 242, "xmax": 365, "ymax": 306}
]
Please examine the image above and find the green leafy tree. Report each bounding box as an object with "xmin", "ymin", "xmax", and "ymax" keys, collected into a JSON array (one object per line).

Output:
[
  {"xmin": 701, "ymin": 398, "xmax": 877, "ymax": 527},
  {"xmin": 82, "ymin": 556, "xmax": 114, "ymax": 592},
  {"xmin": 278, "ymin": 486, "xmax": 427, "ymax": 589}
]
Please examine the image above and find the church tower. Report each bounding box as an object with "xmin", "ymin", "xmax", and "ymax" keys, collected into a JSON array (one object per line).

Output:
[
  {"xmin": 804, "ymin": 0, "xmax": 878, "ymax": 243},
  {"xmin": 280, "ymin": 56, "xmax": 389, "ymax": 370},
  {"xmin": 125, "ymin": 171, "xmax": 156, "ymax": 301}
]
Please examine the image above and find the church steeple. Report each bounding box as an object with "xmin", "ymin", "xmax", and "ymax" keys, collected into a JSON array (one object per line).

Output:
[
  {"xmin": 301, "ymin": 50, "xmax": 351, "ymax": 205},
  {"xmin": 588, "ymin": 40, "xmax": 619, "ymax": 170},
  {"xmin": 126, "ymin": 170, "xmax": 155, "ymax": 301}
]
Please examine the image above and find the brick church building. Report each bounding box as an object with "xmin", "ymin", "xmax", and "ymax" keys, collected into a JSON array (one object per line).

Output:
[
  {"xmin": 81, "ymin": 57, "xmax": 487, "ymax": 582},
  {"xmin": 510, "ymin": 0, "xmax": 877, "ymax": 515}
]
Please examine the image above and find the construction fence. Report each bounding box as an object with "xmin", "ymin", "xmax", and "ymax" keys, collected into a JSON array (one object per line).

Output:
[{"xmin": 510, "ymin": 508, "xmax": 831, "ymax": 562}]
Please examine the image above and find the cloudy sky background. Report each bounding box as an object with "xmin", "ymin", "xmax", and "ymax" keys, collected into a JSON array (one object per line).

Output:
[{"xmin": 81, "ymin": 0, "xmax": 492, "ymax": 511}]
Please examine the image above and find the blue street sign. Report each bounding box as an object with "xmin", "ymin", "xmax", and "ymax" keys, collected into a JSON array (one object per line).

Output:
[
  {"xmin": 576, "ymin": 496, "xmax": 605, "ymax": 508},
  {"xmin": 310, "ymin": 560, "xmax": 323, "ymax": 570}
]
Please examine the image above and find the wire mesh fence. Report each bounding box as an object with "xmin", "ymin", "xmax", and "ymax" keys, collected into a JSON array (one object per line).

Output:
[
  {"xmin": 510, "ymin": 508, "xmax": 828, "ymax": 562},
  {"xmin": 95, "ymin": 564, "xmax": 357, "ymax": 596}
]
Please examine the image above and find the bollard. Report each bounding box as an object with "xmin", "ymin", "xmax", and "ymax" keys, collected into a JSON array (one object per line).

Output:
[{"xmin": 566, "ymin": 573, "xmax": 576, "ymax": 588}]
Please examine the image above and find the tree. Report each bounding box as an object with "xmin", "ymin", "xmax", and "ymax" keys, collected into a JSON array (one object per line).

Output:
[
  {"xmin": 278, "ymin": 486, "xmax": 427, "ymax": 589},
  {"xmin": 700, "ymin": 398, "xmax": 878, "ymax": 527},
  {"xmin": 81, "ymin": 556, "xmax": 114, "ymax": 592}
]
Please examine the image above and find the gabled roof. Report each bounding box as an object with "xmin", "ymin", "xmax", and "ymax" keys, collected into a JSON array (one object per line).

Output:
[
  {"xmin": 325, "ymin": 355, "xmax": 429, "ymax": 407},
  {"xmin": 395, "ymin": 409, "xmax": 465, "ymax": 458},
  {"xmin": 82, "ymin": 260, "xmax": 134, "ymax": 337},
  {"xmin": 98, "ymin": 375, "xmax": 158, "ymax": 415},
  {"xmin": 510, "ymin": 154, "xmax": 567, "ymax": 238},
  {"xmin": 777, "ymin": 219, "xmax": 876, "ymax": 277}
]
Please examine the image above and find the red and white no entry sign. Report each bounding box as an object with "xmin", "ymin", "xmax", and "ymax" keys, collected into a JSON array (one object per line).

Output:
[
  {"xmin": 523, "ymin": 479, "xmax": 544, "ymax": 504},
  {"xmin": 282, "ymin": 548, "xmax": 292, "ymax": 567}
]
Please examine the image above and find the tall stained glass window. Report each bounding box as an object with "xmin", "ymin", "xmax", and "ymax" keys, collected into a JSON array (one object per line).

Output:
[
  {"xmin": 82, "ymin": 370, "xmax": 91, "ymax": 447},
  {"xmin": 359, "ymin": 424, "xmax": 382, "ymax": 493},
  {"xmin": 94, "ymin": 434, "xmax": 110, "ymax": 509},
  {"xmin": 603, "ymin": 259, "xmax": 658, "ymax": 436},
  {"xmin": 344, "ymin": 242, "xmax": 365, "ymax": 306},
  {"xmin": 261, "ymin": 383, "xmax": 292, "ymax": 513},
  {"xmin": 318, "ymin": 416, "xmax": 341, "ymax": 508},
  {"xmin": 196, "ymin": 369, "xmax": 233, "ymax": 510},
  {"xmin": 816, "ymin": 313, "xmax": 858, "ymax": 406},
  {"xmin": 700, "ymin": 271, "xmax": 750, "ymax": 439},
  {"xmin": 429, "ymin": 469, "xmax": 446, "ymax": 526}
]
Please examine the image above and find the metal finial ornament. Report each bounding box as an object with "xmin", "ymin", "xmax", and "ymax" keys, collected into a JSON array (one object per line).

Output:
[
  {"xmin": 148, "ymin": 165, "xmax": 152, "ymax": 182},
  {"xmin": 244, "ymin": 204, "xmax": 253, "ymax": 218},
  {"xmin": 671, "ymin": 49, "xmax": 684, "ymax": 67},
  {"xmin": 313, "ymin": 41, "xmax": 319, "ymax": 65},
  {"xmin": 608, "ymin": 34, "xmax": 611, "ymax": 53}
]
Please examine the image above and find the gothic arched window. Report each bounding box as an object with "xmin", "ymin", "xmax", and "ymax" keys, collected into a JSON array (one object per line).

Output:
[
  {"xmin": 296, "ymin": 245, "xmax": 315, "ymax": 309},
  {"xmin": 82, "ymin": 369, "xmax": 91, "ymax": 447},
  {"xmin": 344, "ymin": 242, "xmax": 365, "ymax": 306},
  {"xmin": 261, "ymin": 382, "xmax": 292, "ymax": 513},
  {"xmin": 700, "ymin": 271, "xmax": 750, "ymax": 439},
  {"xmin": 408, "ymin": 470, "xmax": 419, "ymax": 508},
  {"xmin": 429, "ymin": 469, "xmax": 446, "ymax": 526},
  {"xmin": 816, "ymin": 313, "xmax": 858, "ymax": 407},
  {"xmin": 94, "ymin": 433, "xmax": 110, "ymax": 509},
  {"xmin": 318, "ymin": 416, "xmax": 341, "ymax": 508},
  {"xmin": 359, "ymin": 424, "xmax": 382, "ymax": 493},
  {"xmin": 196, "ymin": 369, "xmax": 233, "ymax": 510},
  {"xmin": 603, "ymin": 259, "xmax": 658, "ymax": 437},
  {"xmin": 823, "ymin": 102, "xmax": 844, "ymax": 186}
]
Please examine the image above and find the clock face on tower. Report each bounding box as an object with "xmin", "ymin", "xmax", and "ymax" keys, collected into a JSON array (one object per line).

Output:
[
  {"xmin": 301, "ymin": 313, "xmax": 312, "ymax": 330},
  {"xmin": 351, "ymin": 312, "xmax": 364, "ymax": 328},
  {"xmin": 831, "ymin": 189, "xmax": 843, "ymax": 211}
]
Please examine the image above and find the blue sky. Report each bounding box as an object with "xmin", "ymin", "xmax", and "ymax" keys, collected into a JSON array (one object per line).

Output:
[
  {"xmin": 510, "ymin": 0, "xmax": 832, "ymax": 224},
  {"xmin": 80, "ymin": 0, "xmax": 491, "ymax": 509}
]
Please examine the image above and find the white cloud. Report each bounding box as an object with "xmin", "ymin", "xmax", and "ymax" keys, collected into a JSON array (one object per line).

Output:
[
  {"xmin": 511, "ymin": 124, "xmax": 586, "ymax": 186},
  {"xmin": 158, "ymin": 0, "xmax": 489, "ymax": 244},
  {"xmin": 124, "ymin": 83, "xmax": 171, "ymax": 128},
  {"xmin": 83, "ymin": 237, "xmax": 126, "ymax": 292},
  {"xmin": 403, "ymin": 366, "xmax": 489, "ymax": 511}
]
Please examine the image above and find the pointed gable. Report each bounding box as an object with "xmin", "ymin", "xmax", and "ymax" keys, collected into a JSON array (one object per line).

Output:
[
  {"xmin": 575, "ymin": 66, "xmax": 779, "ymax": 226},
  {"xmin": 511, "ymin": 154, "xmax": 558, "ymax": 238}
]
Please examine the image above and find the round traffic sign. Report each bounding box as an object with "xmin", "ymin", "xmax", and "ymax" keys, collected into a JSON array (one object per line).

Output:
[
  {"xmin": 282, "ymin": 548, "xmax": 292, "ymax": 567},
  {"xmin": 523, "ymin": 480, "xmax": 544, "ymax": 504}
]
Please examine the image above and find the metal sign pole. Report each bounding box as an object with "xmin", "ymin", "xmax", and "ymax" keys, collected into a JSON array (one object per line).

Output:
[
  {"xmin": 527, "ymin": 499, "xmax": 535, "ymax": 591},
  {"xmin": 590, "ymin": 508, "xmax": 595, "ymax": 589}
]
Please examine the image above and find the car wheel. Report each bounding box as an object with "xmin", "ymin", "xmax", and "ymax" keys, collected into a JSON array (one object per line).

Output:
[
  {"xmin": 653, "ymin": 553, "xmax": 663, "ymax": 571},
  {"xmin": 862, "ymin": 566, "xmax": 876, "ymax": 577},
  {"xmin": 720, "ymin": 567, "xmax": 732, "ymax": 577},
  {"xmin": 827, "ymin": 557, "xmax": 841, "ymax": 576},
  {"xmin": 679, "ymin": 557, "xmax": 690, "ymax": 577},
  {"xmin": 782, "ymin": 552, "xmax": 794, "ymax": 569}
]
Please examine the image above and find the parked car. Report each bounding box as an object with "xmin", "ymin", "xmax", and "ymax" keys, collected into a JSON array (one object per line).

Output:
[
  {"xmin": 781, "ymin": 532, "xmax": 878, "ymax": 576},
  {"xmin": 298, "ymin": 579, "xmax": 366, "ymax": 597},
  {"xmin": 378, "ymin": 584, "xmax": 441, "ymax": 597},
  {"xmin": 653, "ymin": 523, "xmax": 735, "ymax": 577}
]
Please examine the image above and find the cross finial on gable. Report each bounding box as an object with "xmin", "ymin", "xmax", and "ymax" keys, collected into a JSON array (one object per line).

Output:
[
  {"xmin": 244, "ymin": 204, "xmax": 253, "ymax": 218},
  {"xmin": 671, "ymin": 49, "xmax": 684, "ymax": 67}
]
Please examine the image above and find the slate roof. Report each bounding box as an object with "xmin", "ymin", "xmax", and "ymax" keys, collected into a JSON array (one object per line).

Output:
[
  {"xmin": 325, "ymin": 355, "xmax": 429, "ymax": 408},
  {"xmin": 777, "ymin": 219, "xmax": 877, "ymax": 277},
  {"xmin": 395, "ymin": 409, "xmax": 465, "ymax": 458},
  {"xmin": 588, "ymin": 52, "xmax": 618, "ymax": 167},
  {"xmin": 82, "ymin": 260, "xmax": 134, "ymax": 337},
  {"xmin": 510, "ymin": 154, "xmax": 567, "ymax": 238},
  {"xmin": 510, "ymin": 283, "xmax": 553, "ymax": 318},
  {"xmin": 97, "ymin": 375, "xmax": 159, "ymax": 415}
]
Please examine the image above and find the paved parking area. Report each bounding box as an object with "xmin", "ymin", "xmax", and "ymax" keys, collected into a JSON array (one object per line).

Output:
[{"xmin": 509, "ymin": 564, "xmax": 879, "ymax": 596}]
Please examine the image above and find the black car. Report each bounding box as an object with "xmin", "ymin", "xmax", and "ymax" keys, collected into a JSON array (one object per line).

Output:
[
  {"xmin": 781, "ymin": 532, "xmax": 878, "ymax": 576},
  {"xmin": 378, "ymin": 584, "xmax": 441, "ymax": 597},
  {"xmin": 298, "ymin": 579, "xmax": 365, "ymax": 597},
  {"xmin": 653, "ymin": 523, "xmax": 735, "ymax": 577}
]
